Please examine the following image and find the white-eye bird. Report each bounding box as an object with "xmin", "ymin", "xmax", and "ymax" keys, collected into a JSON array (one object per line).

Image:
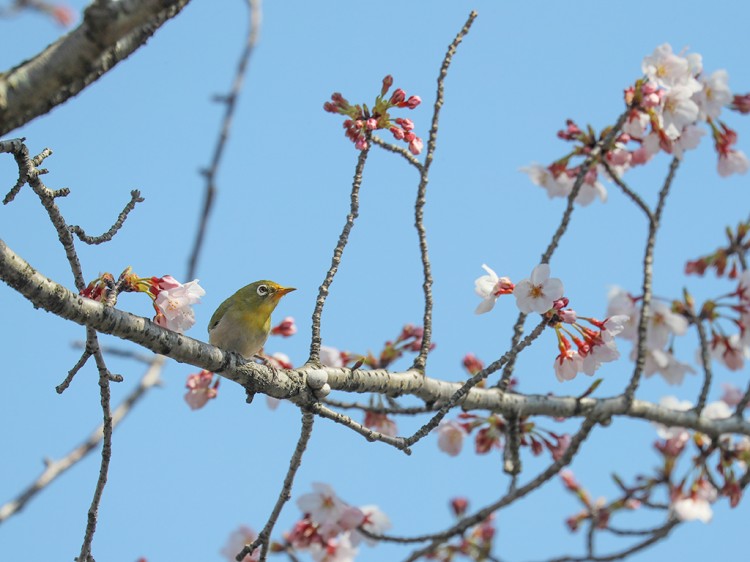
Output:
[{"xmin": 208, "ymin": 280, "xmax": 295, "ymax": 359}]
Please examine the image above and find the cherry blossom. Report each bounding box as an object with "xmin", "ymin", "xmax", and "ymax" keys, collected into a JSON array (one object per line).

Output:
[
  {"xmin": 220, "ymin": 526, "xmax": 259, "ymax": 562},
  {"xmin": 474, "ymin": 264, "xmax": 514, "ymax": 314},
  {"xmin": 717, "ymin": 148, "xmax": 750, "ymax": 176},
  {"xmin": 351, "ymin": 505, "xmax": 392, "ymax": 546},
  {"xmin": 363, "ymin": 411, "xmax": 398, "ymax": 437},
  {"xmin": 436, "ymin": 420, "xmax": 466, "ymax": 456},
  {"xmin": 640, "ymin": 347, "xmax": 696, "ymax": 386},
  {"xmin": 320, "ymin": 346, "xmax": 345, "ymax": 368},
  {"xmin": 297, "ymin": 483, "xmax": 350, "ymax": 529},
  {"xmin": 554, "ymin": 348, "xmax": 583, "ymax": 382},
  {"xmin": 694, "ymin": 69, "xmax": 733, "ymax": 120},
  {"xmin": 653, "ymin": 396, "xmax": 692, "ymax": 440},
  {"xmin": 184, "ymin": 370, "xmax": 219, "ymax": 410},
  {"xmin": 711, "ymin": 333, "xmax": 748, "ymax": 371},
  {"xmin": 513, "ymin": 264, "xmax": 564, "ymax": 314},
  {"xmin": 308, "ymin": 534, "xmax": 358, "ymax": 562},
  {"xmin": 721, "ymin": 383, "xmax": 744, "ymax": 407},
  {"xmin": 672, "ymin": 480, "xmax": 718, "ymax": 523},
  {"xmin": 646, "ymin": 300, "xmax": 688, "ymax": 349},
  {"xmin": 642, "ymin": 44, "xmax": 701, "ymax": 91},
  {"xmin": 153, "ymin": 278, "xmax": 206, "ymax": 333}
]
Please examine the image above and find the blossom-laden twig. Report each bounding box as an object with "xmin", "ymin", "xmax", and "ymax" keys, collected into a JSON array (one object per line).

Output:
[{"xmin": 324, "ymin": 76, "xmax": 423, "ymax": 154}]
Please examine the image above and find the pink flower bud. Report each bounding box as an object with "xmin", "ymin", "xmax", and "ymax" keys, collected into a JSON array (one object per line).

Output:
[
  {"xmin": 462, "ymin": 353, "xmax": 484, "ymax": 375},
  {"xmin": 450, "ymin": 497, "xmax": 469, "ymax": 517},
  {"xmin": 406, "ymin": 95, "xmax": 421, "ymax": 109},
  {"xmin": 731, "ymin": 93, "xmax": 750, "ymax": 114},
  {"xmin": 403, "ymin": 131, "xmax": 416, "ymax": 142},
  {"xmin": 366, "ymin": 118, "xmax": 378, "ymax": 130},
  {"xmin": 395, "ymin": 117, "xmax": 415, "ymax": 131},
  {"xmin": 390, "ymin": 126, "xmax": 405, "ymax": 140},
  {"xmin": 409, "ymin": 137, "xmax": 424, "ymax": 155},
  {"xmin": 355, "ymin": 137, "xmax": 369, "ymax": 151},
  {"xmin": 271, "ymin": 316, "xmax": 297, "ymax": 337},
  {"xmin": 390, "ymin": 88, "xmax": 406, "ymax": 105},
  {"xmin": 381, "ymin": 75, "xmax": 394, "ymax": 96}
]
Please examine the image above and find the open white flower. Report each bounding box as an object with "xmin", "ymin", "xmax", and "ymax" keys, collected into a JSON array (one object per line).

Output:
[{"xmin": 513, "ymin": 264, "xmax": 564, "ymax": 314}]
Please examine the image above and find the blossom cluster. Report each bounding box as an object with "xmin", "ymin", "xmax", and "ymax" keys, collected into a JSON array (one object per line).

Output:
[
  {"xmin": 653, "ymin": 395, "xmax": 749, "ymax": 523},
  {"xmin": 324, "ymin": 75, "xmax": 424, "ymax": 154},
  {"xmin": 522, "ymin": 43, "xmax": 749, "ymax": 206},
  {"xmin": 685, "ymin": 218, "xmax": 750, "ymax": 279},
  {"xmin": 81, "ymin": 268, "xmax": 205, "ymax": 333},
  {"xmin": 475, "ymin": 263, "xmax": 627, "ymax": 382},
  {"xmin": 280, "ymin": 483, "xmax": 391, "ymax": 562},
  {"xmin": 608, "ymin": 269, "xmax": 750, "ymax": 383},
  {"xmin": 436, "ymin": 412, "xmax": 571, "ymax": 462}
]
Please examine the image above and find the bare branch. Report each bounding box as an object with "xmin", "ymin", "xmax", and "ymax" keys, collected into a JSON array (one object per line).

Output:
[
  {"xmin": 69, "ymin": 190, "xmax": 144, "ymax": 245},
  {"xmin": 0, "ymin": 356, "xmax": 163, "ymax": 524},
  {"xmin": 309, "ymin": 146, "xmax": 371, "ymax": 364},
  {"xmin": 411, "ymin": 10, "xmax": 477, "ymax": 373},
  {"xmin": 186, "ymin": 0, "xmax": 262, "ymax": 280},
  {"xmin": 624, "ymin": 157, "xmax": 680, "ymax": 403},
  {"xmin": 240, "ymin": 410, "xmax": 314, "ymax": 562}
]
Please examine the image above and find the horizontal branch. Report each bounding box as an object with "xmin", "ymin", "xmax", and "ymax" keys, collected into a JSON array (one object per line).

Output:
[{"xmin": 1, "ymin": 237, "xmax": 748, "ymax": 440}]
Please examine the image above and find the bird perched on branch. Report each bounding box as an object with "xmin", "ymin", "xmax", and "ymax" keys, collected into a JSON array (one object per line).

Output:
[{"xmin": 208, "ymin": 280, "xmax": 295, "ymax": 359}]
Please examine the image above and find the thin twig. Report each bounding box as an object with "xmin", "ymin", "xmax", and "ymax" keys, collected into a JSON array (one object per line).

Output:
[
  {"xmin": 69, "ymin": 190, "xmax": 144, "ymax": 245},
  {"xmin": 322, "ymin": 397, "xmax": 438, "ymax": 415},
  {"xmin": 499, "ymin": 107, "xmax": 632, "ymax": 390},
  {"xmin": 309, "ymin": 146, "xmax": 371, "ymax": 364},
  {"xmin": 624, "ymin": 157, "xmax": 680, "ymax": 404},
  {"xmin": 57, "ymin": 346, "xmax": 92, "ymax": 393},
  {"xmin": 691, "ymin": 313, "xmax": 713, "ymax": 414},
  {"xmin": 309, "ymin": 402, "xmax": 411, "ymax": 453},
  {"xmin": 542, "ymin": 519, "xmax": 678, "ymax": 562},
  {"xmin": 601, "ymin": 160, "xmax": 653, "ymax": 221},
  {"xmin": 239, "ymin": 410, "xmax": 314, "ymax": 562},
  {"xmin": 186, "ymin": 0, "xmax": 262, "ymax": 280},
  {"xmin": 391, "ymin": 417, "xmax": 598, "ymax": 560},
  {"xmin": 77, "ymin": 329, "xmax": 115, "ymax": 562},
  {"xmin": 404, "ymin": 319, "xmax": 547, "ymax": 448},
  {"xmin": 411, "ymin": 10, "xmax": 477, "ymax": 373},
  {"xmin": 371, "ymin": 135, "xmax": 423, "ymax": 169}
]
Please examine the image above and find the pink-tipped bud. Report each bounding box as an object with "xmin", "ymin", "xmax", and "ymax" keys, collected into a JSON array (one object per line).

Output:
[
  {"xmin": 732, "ymin": 93, "xmax": 750, "ymax": 114},
  {"xmin": 403, "ymin": 131, "xmax": 416, "ymax": 142},
  {"xmin": 406, "ymin": 95, "xmax": 421, "ymax": 109},
  {"xmin": 323, "ymin": 101, "xmax": 337, "ymax": 113},
  {"xmin": 390, "ymin": 126, "xmax": 405, "ymax": 140},
  {"xmin": 396, "ymin": 117, "xmax": 415, "ymax": 131},
  {"xmin": 450, "ymin": 497, "xmax": 469, "ymax": 517},
  {"xmin": 355, "ymin": 137, "xmax": 369, "ymax": 151},
  {"xmin": 381, "ymin": 75, "xmax": 394, "ymax": 96},
  {"xmin": 390, "ymin": 88, "xmax": 406, "ymax": 105},
  {"xmin": 366, "ymin": 118, "xmax": 378, "ymax": 130},
  {"xmin": 409, "ymin": 137, "xmax": 424, "ymax": 155}
]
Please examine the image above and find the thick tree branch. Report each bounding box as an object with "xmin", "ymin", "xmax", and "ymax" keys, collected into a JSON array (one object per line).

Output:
[
  {"xmin": 0, "ymin": 0, "xmax": 191, "ymax": 136},
  {"xmin": 1, "ymin": 236, "xmax": 748, "ymax": 440}
]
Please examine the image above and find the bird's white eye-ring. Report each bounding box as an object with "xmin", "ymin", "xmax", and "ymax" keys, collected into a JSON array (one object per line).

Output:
[{"xmin": 257, "ymin": 284, "xmax": 269, "ymax": 296}]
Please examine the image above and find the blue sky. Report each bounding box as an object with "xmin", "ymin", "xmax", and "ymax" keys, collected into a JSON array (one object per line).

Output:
[{"xmin": 1, "ymin": 1, "xmax": 750, "ymax": 561}]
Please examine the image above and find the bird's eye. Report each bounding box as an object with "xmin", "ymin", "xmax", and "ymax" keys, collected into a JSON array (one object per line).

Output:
[{"xmin": 257, "ymin": 284, "xmax": 269, "ymax": 296}]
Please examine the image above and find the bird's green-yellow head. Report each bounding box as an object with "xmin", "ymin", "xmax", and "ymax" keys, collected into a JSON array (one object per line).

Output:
[{"xmin": 208, "ymin": 280, "xmax": 295, "ymax": 358}]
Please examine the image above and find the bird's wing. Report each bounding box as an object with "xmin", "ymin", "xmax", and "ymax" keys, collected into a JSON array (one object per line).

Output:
[{"xmin": 208, "ymin": 298, "xmax": 232, "ymax": 333}]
